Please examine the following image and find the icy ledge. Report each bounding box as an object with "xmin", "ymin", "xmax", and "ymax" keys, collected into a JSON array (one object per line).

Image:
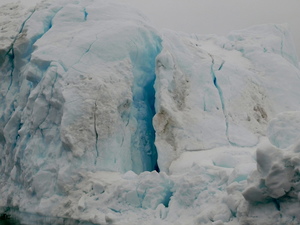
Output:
[{"xmin": 1, "ymin": 0, "xmax": 300, "ymax": 224}]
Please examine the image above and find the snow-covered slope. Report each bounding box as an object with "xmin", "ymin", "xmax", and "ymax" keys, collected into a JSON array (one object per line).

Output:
[{"xmin": 1, "ymin": 0, "xmax": 300, "ymax": 224}]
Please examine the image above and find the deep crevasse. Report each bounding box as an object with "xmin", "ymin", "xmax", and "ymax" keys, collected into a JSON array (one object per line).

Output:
[{"xmin": 130, "ymin": 45, "xmax": 161, "ymax": 172}]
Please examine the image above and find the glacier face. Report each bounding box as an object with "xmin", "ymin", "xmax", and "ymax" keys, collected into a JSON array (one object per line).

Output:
[
  {"xmin": 1, "ymin": 0, "xmax": 161, "ymax": 180},
  {"xmin": 154, "ymin": 25, "xmax": 300, "ymax": 172},
  {"xmin": 1, "ymin": 0, "xmax": 162, "ymax": 214},
  {"xmin": 1, "ymin": 0, "xmax": 300, "ymax": 224}
]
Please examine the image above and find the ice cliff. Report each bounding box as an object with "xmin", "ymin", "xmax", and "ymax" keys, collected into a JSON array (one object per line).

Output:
[
  {"xmin": 1, "ymin": 0, "xmax": 300, "ymax": 224},
  {"xmin": 154, "ymin": 25, "xmax": 300, "ymax": 172}
]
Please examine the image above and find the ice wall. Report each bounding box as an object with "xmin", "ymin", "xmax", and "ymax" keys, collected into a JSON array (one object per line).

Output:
[
  {"xmin": 1, "ymin": 0, "xmax": 300, "ymax": 224},
  {"xmin": 0, "ymin": 0, "xmax": 161, "ymax": 209},
  {"xmin": 154, "ymin": 25, "xmax": 300, "ymax": 172}
]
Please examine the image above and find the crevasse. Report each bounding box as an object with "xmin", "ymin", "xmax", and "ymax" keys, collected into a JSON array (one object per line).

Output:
[
  {"xmin": 129, "ymin": 34, "xmax": 162, "ymax": 173},
  {"xmin": 209, "ymin": 54, "xmax": 234, "ymax": 146}
]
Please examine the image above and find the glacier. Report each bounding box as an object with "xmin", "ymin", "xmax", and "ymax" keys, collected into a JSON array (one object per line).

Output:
[{"xmin": 1, "ymin": 0, "xmax": 300, "ymax": 224}]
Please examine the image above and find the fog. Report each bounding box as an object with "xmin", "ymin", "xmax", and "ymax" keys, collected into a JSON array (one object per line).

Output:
[
  {"xmin": 1, "ymin": 0, "xmax": 299, "ymax": 58},
  {"xmin": 122, "ymin": 0, "xmax": 300, "ymax": 59}
]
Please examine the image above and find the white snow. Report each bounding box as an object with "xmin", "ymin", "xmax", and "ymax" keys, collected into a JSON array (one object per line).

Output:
[{"xmin": 1, "ymin": 0, "xmax": 300, "ymax": 225}]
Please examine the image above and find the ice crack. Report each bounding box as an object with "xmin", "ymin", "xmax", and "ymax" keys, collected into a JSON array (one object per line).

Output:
[
  {"xmin": 70, "ymin": 35, "xmax": 98, "ymax": 71},
  {"xmin": 209, "ymin": 54, "xmax": 225, "ymax": 111},
  {"xmin": 93, "ymin": 101, "xmax": 99, "ymax": 164},
  {"xmin": 209, "ymin": 54, "xmax": 237, "ymax": 146},
  {"xmin": 83, "ymin": 8, "xmax": 88, "ymax": 21},
  {"xmin": 5, "ymin": 9, "xmax": 36, "ymax": 94},
  {"xmin": 218, "ymin": 60, "xmax": 225, "ymax": 71},
  {"xmin": 5, "ymin": 9, "xmax": 36, "ymax": 57},
  {"xmin": 29, "ymin": 7, "xmax": 63, "ymax": 53},
  {"xmin": 6, "ymin": 49, "xmax": 15, "ymax": 94}
]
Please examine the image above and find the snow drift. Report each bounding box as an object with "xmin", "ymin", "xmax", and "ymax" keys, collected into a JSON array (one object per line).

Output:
[{"xmin": 1, "ymin": 0, "xmax": 300, "ymax": 224}]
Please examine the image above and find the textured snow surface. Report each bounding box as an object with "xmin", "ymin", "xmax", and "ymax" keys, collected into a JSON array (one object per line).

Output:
[{"xmin": 1, "ymin": 0, "xmax": 300, "ymax": 224}]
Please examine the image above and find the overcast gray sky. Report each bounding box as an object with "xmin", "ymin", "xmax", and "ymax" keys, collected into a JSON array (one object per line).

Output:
[
  {"xmin": 123, "ymin": 0, "xmax": 300, "ymax": 59},
  {"xmin": 1, "ymin": 0, "xmax": 299, "ymax": 58}
]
